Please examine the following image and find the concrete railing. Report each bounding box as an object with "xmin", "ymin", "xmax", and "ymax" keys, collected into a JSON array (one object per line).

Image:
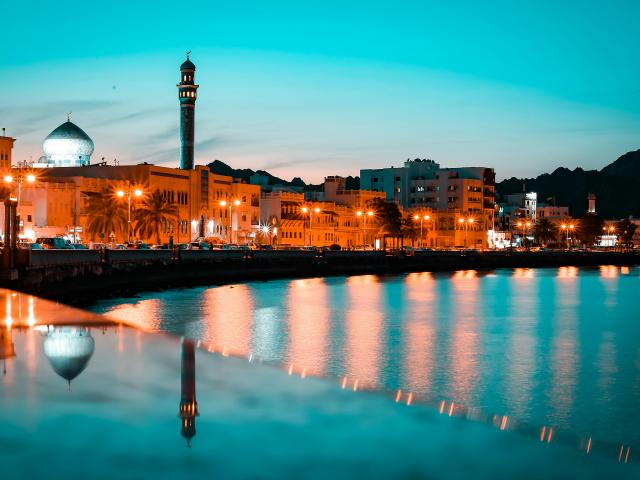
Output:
[
  {"xmin": 105, "ymin": 249, "xmax": 172, "ymax": 263},
  {"xmin": 24, "ymin": 249, "xmax": 102, "ymax": 267}
]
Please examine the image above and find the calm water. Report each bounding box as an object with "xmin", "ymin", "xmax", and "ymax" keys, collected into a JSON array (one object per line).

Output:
[{"xmin": 91, "ymin": 266, "xmax": 640, "ymax": 447}]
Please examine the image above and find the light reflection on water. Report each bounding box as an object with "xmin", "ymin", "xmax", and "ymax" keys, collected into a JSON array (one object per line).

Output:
[{"xmin": 94, "ymin": 266, "xmax": 640, "ymax": 447}]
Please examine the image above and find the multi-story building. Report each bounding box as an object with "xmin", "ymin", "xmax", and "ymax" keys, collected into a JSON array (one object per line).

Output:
[
  {"xmin": 362, "ymin": 159, "xmax": 496, "ymax": 247},
  {"xmin": 260, "ymin": 188, "xmax": 375, "ymax": 248},
  {"xmin": 537, "ymin": 205, "xmax": 570, "ymax": 220}
]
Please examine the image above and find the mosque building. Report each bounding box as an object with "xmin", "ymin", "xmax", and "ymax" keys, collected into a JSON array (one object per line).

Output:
[{"xmin": 34, "ymin": 115, "xmax": 94, "ymax": 168}]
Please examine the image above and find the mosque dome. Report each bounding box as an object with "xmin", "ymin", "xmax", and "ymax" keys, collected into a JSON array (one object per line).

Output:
[
  {"xmin": 40, "ymin": 120, "xmax": 94, "ymax": 167},
  {"xmin": 43, "ymin": 327, "xmax": 95, "ymax": 384}
]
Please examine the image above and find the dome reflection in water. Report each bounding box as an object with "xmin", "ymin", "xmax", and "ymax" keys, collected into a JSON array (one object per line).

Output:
[{"xmin": 43, "ymin": 326, "xmax": 95, "ymax": 388}]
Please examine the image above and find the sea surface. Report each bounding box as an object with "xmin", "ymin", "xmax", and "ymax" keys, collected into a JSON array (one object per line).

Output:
[{"xmin": 90, "ymin": 266, "xmax": 640, "ymax": 448}]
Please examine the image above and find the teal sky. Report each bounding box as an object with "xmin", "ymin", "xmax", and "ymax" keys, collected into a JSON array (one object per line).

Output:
[{"xmin": 1, "ymin": 0, "xmax": 639, "ymax": 182}]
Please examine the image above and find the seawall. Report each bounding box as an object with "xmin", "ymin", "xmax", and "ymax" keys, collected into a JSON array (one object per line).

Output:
[{"xmin": 4, "ymin": 249, "xmax": 638, "ymax": 304}]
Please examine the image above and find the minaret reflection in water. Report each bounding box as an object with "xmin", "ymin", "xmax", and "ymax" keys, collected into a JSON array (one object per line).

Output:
[{"xmin": 179, "ymin": 338, "xmax": 198, "ymax": 446}]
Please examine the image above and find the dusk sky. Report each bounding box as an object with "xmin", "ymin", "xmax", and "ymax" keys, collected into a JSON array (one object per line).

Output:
[{"xmin": 2, "ymin": 0, "xmax": 639, "ymax": 182}]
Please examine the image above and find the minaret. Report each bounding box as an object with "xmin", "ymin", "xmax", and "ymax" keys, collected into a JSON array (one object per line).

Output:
[
  {"xmin": 178, "ymin": 338, "xmax": 198, "ymax": 446},
  {"xmin": 587, "ymin": 192, "xmax": 596, "ymax": 214},
  {"xmin": 177, "ymin": 52, "xmax": 199, "ymax": 170}
]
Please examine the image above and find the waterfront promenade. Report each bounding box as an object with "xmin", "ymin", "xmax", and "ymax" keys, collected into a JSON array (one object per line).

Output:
[{"xmin": 3, "ymin": 248, "xmax": 638, "ymax": 302}]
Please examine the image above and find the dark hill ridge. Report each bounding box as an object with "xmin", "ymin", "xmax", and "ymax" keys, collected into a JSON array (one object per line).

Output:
[
  {"xmin": 496, "ymin": 149, "xmax": 640, "ymax": 218},
  {"xmin": 207, "ymin": 160, "xmax": 360, "ymax": 191}
]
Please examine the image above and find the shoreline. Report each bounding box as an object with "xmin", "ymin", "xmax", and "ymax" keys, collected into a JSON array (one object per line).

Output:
[{"xmin": 6, "ymin": 249, "xmax": 638, "ymax": 306}]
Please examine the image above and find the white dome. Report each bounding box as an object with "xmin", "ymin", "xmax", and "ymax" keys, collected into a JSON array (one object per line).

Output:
[
  {"xmin": 41, "ymin": 120, "xmax": 94, "ymax": 167},
  {"xmin": 43, "ymin": 327, "xmax": 95, "ymax": 382}
]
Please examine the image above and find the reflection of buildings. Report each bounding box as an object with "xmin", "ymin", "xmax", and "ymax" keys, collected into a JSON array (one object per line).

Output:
[
  {"xmin": 0, "ymin": 328, "xmax": 16, "ymax": 375},
  {"xmin": 179, "ymin": 338, "xmax": 198, "ymax": 446},
  {"xmin": 43, "ymin": 327, "xmax": 95, "ymax": 388}
]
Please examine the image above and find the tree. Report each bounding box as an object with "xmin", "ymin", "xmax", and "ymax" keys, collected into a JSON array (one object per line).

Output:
[
  {"xmin": 533, "ymin": 218, "xmax": 558, "ymax": 246},
  {"xmin": 615, "ymin": 218, "xmax": 637, "ymax": 247},
  {"xmin": 85, "ymin": 189, "xmax": 127, "ymax": 241},
  {"xmin": 401, "ymin": 216, "xmax": 419, "ymax": 245},
  {"xmin": 133, "ymin": 190, "xmax": 179, "ymax": 244},
  {"xmin": 577, "ymin": 214, "xmax": 604, "ymax": 247},
  {"xmin": 371, "ymin": 197, "xmax": 402, "ymax": 248}
]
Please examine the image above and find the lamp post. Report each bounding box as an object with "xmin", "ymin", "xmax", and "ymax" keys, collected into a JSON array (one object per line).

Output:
[
  {"xmin": 458, "ymin": 216, "xmax": 474, "ymax": 247},
  {"xmin": 603, "ymin": 225, "xmax": 616, "ymax": 248},
  {"xmin": 413, "ymin": 214, "xmax": 430, "ymax": 247},
  {"xmin": 516, "ymin": 220, "xmax": 532, "ymax": 249},
  {"xmin": 301, "ymin": 206, "xmax": 321, "ymax": 246},
  {"xmin": 220, "ymin": 199, "xmax": 241, "ymax": 243},
  {"xmin": 116, "ymin": 185, "xmax": 143, "ymax": 243},
  {"xmin": 560, "ymin": 223, "xmax": 575, "ymax": 249},
  {"xmin": 356, "ymin": 209, "xmax": 374, "ymax": 249}
]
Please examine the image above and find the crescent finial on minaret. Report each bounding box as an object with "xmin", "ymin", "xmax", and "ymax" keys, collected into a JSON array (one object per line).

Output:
[
  {"xmin": 67, "ymin": 111, "xmax": 72, "ymax": 122},
  {"xmin": 186, "ymin": 50, "xmax": 191, "ymax": 60}
]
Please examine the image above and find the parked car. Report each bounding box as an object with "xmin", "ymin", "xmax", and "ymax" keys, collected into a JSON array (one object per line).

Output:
[
  {"xmin": 71, "ymin": 243, "xmax": 88, "ymax": 250},
  {"xmin": 221, "ymin": 244, "xmax": 240, "ymax": 250},
  {"xmin": 150, "ymin": 244, "xmax": 168, "ymax": 250},
  {"xmin": 189, "ymin": 242, "xmax": 211, "ymax": 250},
  {"xmin": 30, "ymin": 242, "xmax": 44, "ymax": 250},
  {"xmin": 36, "ymin": 237, "xmax": 73, "ymax": 249}
]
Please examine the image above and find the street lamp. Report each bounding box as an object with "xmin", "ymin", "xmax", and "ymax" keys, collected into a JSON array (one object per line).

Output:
[
  {"xmin": 116, "ymin": 186, "xmax": 143, "ymax": 243},
  {"xmin": 458, "ymin": 216, "xmax": 474, "ymax": 247},
  {"xmin": 219, "ymin": 199, "xmax": 240, "ymax": 243},
  {"xmin": 413, "ymin": 214, "xmax": 430, "ymax": 247},
  {"xmin": 560, "ymin": 223, "xmax": 575, "ymax": 249},
  {"xmin": 515, "ymin": 220, "xmax": 532, "ymax": 249},
  {"xmin": 356, "ymin": 209, "xmax": 375, "ymax": 249}
]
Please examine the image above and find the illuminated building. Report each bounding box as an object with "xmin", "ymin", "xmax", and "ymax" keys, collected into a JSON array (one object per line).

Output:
[
  {"xmin": 361, "ymin": 160, "xmax": 496, "ymax": 248},
  {"xmin": 0, "ymin": 128, "xmax": 15, "ymax": 170}
]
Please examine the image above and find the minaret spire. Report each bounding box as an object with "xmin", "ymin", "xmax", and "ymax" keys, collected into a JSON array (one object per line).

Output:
[{"xmin": 177, "ymin": 53, "xmax": 199, "ymax": 170}]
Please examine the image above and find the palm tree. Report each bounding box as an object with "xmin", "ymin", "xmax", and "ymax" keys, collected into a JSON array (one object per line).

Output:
[
  {"xmin": 133, "ymin": 190, "xmax": 179, "ymax": 244},
  {"xmin": 615, "ymin": 218, "xmax": 637, "ymax": 247},
  {"xmin": 85, "ymin": 189, "xmax": 127, "ymax": 241},
  {"xmin": 533, "ymin": 218, "xmax": 558, "ymax": 246}
]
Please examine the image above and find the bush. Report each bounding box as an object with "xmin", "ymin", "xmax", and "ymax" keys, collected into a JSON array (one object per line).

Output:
[{"xmin": 329, "ymin": 243, "xmax": 341, "ymax": 251}]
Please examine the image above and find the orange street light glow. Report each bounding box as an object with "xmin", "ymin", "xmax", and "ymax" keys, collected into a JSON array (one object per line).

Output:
[
  {"xmin": 116, "ymin": 190, "xmax": 125, "ymax": 197},
  {"xmin": 4, "ymin": 175, "xmax": 13, "ymax": 183}
]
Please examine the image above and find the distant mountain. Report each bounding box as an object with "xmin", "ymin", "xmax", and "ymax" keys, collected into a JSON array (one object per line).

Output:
[
  {"xmin": 207, "ymin": 160, "xmax": 303, "ymax": 187},
  {"xmin": 207, "ymin": 159, "xmax": 360, "ymax": 192},
  {"xmin": 496, "ymin": 149, "xmax": 640, "ymax": 219}
]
